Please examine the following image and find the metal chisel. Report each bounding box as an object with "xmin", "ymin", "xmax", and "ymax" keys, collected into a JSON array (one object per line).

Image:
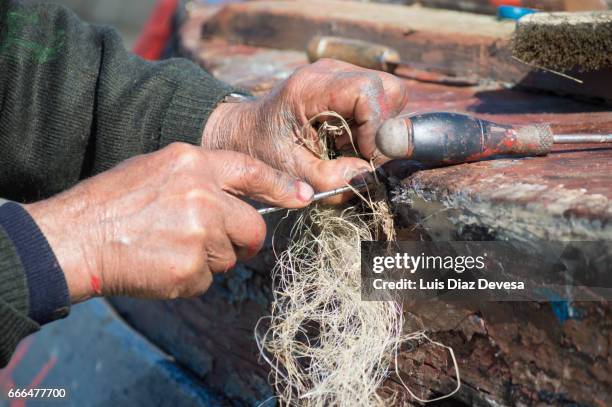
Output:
[
  {"xmin": 257, "ymin": 184, "xmax": 365, "ymax": 215},
  {"xmin": 257, "ymin": 168, "xmax": 390, "ymax": 215}
]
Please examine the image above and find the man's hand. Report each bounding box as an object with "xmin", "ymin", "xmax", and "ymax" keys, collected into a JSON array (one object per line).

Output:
[
  {"xmin": 203, "ymin": 59, "xmax": 409, "ymax": 203},
  {"xmin": 24, "ymin": 143, "xmax": 314, "ymax": 302}
]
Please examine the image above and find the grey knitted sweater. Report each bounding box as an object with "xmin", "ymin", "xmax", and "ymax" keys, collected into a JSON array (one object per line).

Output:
[{"xmin": 0, "ymin": 0, "xmax": 234, "ymax": 366}]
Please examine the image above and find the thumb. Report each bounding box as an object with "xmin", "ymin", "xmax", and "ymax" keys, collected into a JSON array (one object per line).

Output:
[
  {"xmin": 215, "ymin": 150, "xmax": 315, "ymax": 208},
  {"xmin": 294, "ymin": 147, "xmax": 373, "ymax": 205}
]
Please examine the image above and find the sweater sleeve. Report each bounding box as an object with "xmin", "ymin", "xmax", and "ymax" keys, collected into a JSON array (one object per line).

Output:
[
  {"xmin": 0, "ymin": 205, "xmax": 38, "ymax": 367},
  {"xmin": 0, "ymin": 226, "xmax": 38, "ymax": 368},
  {"xmin": 0, "ymin": 0, "xmax": 235, "ymax": 203},
  {"xmin": 0, "ymin": 198, "xmax": 71, "ymax": 368}
]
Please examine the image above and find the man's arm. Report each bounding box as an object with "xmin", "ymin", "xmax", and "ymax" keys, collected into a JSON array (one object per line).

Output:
[
  {"xmin": 0, "ymin": 144, "xmax": 314, "ymax": 367},
  {"xmin": 0, "ymin": 0, "xmax": 235, "ymax": 202},
  {"xmin": 0, "ymin": 0, "xmax": 409, "ymax": 370},
  {"xmin": 0, "ymin": 0, "xmax": 234, "ymax": 367}
]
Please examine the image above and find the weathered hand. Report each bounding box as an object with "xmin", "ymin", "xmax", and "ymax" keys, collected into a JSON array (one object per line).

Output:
[
  {"xmin": 25, "ymin": 143, "xmax": 314, "ymax": 302},
  {"xmin": 203, "ymin": 59, "xmax": 409, "ymax": 203}
]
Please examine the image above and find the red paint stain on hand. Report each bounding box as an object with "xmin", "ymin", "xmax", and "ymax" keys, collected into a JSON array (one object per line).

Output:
[{"xmin": 90, "ymin": 275, "xmax": 102, "ymax": 295}]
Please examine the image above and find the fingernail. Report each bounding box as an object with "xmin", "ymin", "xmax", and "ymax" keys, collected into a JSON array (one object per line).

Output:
[{"xmin": 296, "ymin": 181, "xmax": 314, "ymax": 202}]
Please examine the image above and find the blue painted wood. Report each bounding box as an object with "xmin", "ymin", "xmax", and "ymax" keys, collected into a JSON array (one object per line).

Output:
[{"xmin": 0, "ymin": 299, "xmax": 227, "ymax": 406}]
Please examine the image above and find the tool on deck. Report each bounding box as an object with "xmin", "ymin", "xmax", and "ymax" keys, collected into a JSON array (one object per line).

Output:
[
  {"xmin": 258, "ymin": 112, "xmax": 611, "ymax": 215},
  {"xmin": 375, "ymin": 112, "xmax": 612, "ymax": 163},
  {"xmin": 306, "ymin": 36, "xmax": 479, "ymax": 86}
]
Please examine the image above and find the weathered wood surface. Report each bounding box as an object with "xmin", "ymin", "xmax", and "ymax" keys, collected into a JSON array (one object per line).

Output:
[
  {"xmin": 394, "ymin": 143, "xmax": 612, "ymax": 242},
  {"xmin": 198, "ymin": 0, "xmax": 612, "ymax": 101},
  {"xmin": 201, "ymin": 0, "xmax": 519, "ymax": 82},
  {"xmin": 112, "ymin": 4, "xmax": 612, "ymax": 406},
  {"xmin": 387, "ymin": 300, "xmax": 612, "ymax": 406}
]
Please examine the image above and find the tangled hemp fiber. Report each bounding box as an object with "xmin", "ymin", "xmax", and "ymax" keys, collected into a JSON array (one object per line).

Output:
[{"xmin": 255, "ymin": 113, "xmax": 459, "ymax": 406}]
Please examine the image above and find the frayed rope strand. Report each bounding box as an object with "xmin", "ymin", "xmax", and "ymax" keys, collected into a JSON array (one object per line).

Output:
[{"xmin": 255, "ymin": 112, "xmax": 460, "ymax": 406}]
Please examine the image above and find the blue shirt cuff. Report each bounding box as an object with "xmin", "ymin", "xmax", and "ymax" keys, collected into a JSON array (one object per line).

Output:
[{"xmin": 0, "ymin": 202, "xmax": 70, "ymax": 324}]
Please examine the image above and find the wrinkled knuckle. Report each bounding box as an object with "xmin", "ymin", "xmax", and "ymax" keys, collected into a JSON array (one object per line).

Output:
[
  {"xmin": 241, "ymin": 161, "xmax": 260, "ymax": 180},
  {"xmin": 270, "ymin": 173, "xmax": 292, "ymax": 199},
  {"xmin": 166, "ymin": 142, "xmax": 192, "ymax": 155},
  {"xmin": 185, "ymin": 188, "xmax": 209, "ymax": 207},
  {"xmin": 184, "ymin": 195, "xmax": 214, "ymax": 234},
  {"xmin": 229, "ymin": 157, "xmax": 259, "ymax": 185},
  {"xmin": 249, "ymin": 174, "xmax": 282, "ymax": 202},
  {"xmin": 187, "ymin": 223, "xmax": 208, "ymax": 242},
  {"xmin": 250, "ymin": 171, "xmax": 272, "ymax": 193},
  {"xmin": 187, "ymin": 212, "xmax": 214, "ymax": 242},
  {"xmin": 171, "ymin": 143, "xmax": 201, "ymax": 169}
]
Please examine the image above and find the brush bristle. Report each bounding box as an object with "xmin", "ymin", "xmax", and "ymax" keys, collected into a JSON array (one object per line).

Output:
[{"xmin": 512, "ymin": 11, "xmax": 612, "ymax": 72}]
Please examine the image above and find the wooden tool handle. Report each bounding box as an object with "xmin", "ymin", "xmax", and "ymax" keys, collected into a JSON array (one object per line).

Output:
[
  {"xmin": 376, "ymin": 112, "xmax": 555, "ymax": 163},
  {"xmin": 306, "ymin": 36, "xmax": 401, "ymax": 72}
]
